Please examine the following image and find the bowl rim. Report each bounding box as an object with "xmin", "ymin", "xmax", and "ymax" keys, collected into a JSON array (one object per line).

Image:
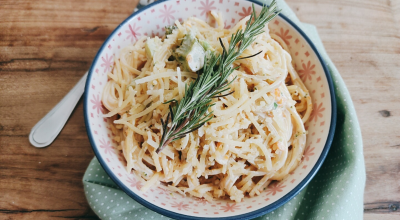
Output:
[{"xmin": 83, "ymin": 0, "xmax": 337, "ymax": 219}]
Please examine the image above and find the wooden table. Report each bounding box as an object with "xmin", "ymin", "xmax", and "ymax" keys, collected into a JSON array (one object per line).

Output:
[{"xmin": 1, "ymin": 0, "xmax": 399, "ymax": 219}]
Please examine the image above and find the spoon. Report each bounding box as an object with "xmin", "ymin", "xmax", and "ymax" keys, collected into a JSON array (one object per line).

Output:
[
  {"xmin": 29, "ymin": 72, "xmax": 88, "ymax": 148},
  {"xmin": 29, "ymin": 3, "xmax": 149, "ymax": 148}
]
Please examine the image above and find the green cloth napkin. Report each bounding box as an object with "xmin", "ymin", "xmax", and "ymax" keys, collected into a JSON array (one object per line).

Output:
[{"xmin": 83, "ymin": 0, "xmax": 366, "ymax": 219}]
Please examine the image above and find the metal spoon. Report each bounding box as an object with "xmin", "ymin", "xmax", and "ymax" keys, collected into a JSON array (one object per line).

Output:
[
  {"xmin": 29, "ymin": 3, "xmax": 150, "ymax": 148},
  {"xmin": 29, "ymin": 72, "xmax": 88, "ymax": 148}
]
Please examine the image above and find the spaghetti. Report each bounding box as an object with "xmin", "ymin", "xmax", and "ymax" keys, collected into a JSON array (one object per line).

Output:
[{"xmin": 102, "ymin": 12, "xmax": 312, "ymax": 202}]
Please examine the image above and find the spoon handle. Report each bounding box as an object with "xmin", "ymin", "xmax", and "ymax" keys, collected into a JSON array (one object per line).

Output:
[{"xmin": 29, "ymin": 72, "xmax": 88, "ymax": 148}]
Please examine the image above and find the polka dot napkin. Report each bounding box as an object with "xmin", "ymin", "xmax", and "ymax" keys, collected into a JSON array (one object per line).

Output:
[{"xmin": 83, "ymin": 0, "xmax": 366, "ymax": 219}]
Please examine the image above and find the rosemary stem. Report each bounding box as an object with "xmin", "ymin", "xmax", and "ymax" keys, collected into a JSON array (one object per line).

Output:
[{"xmin": 156, "ymin": 1, "xmax": 281, "ymax": 153}]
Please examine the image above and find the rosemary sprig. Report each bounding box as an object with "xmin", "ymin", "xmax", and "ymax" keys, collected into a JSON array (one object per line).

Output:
[{"xmin": 156, "ymin": 1, "xmax": 281, "ymax": 153}]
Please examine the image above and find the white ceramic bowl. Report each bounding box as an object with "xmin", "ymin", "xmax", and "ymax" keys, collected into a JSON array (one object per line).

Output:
[{"xmin": 84, "ymin": 0, "xmax": 337, "ymax": 219}]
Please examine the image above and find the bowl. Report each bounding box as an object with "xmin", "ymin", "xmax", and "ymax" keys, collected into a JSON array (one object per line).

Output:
[{"xmin": 83, "ymin": 0, "xmax": 337, "ymax": 219}]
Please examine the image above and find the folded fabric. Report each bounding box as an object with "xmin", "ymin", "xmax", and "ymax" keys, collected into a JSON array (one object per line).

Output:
[{"xmin": 83, "ymin": 0, "xmax": 366, "ymax": 219}]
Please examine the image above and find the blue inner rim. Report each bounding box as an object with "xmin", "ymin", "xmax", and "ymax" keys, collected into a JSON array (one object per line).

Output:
[{"xmin": 83, "ymin": 0, "xmax": 337, "ymax": 219}]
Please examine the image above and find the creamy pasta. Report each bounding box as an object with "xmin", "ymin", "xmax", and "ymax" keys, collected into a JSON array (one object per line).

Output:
[{"xmin": 102, "ymin": 12, "xmax": 312, "ymax": 202}]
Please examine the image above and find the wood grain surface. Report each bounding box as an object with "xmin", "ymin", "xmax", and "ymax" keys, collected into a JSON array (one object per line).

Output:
[{"xmin": 0, "ymin": 0, "xmax": 399, "ymax": 219}]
